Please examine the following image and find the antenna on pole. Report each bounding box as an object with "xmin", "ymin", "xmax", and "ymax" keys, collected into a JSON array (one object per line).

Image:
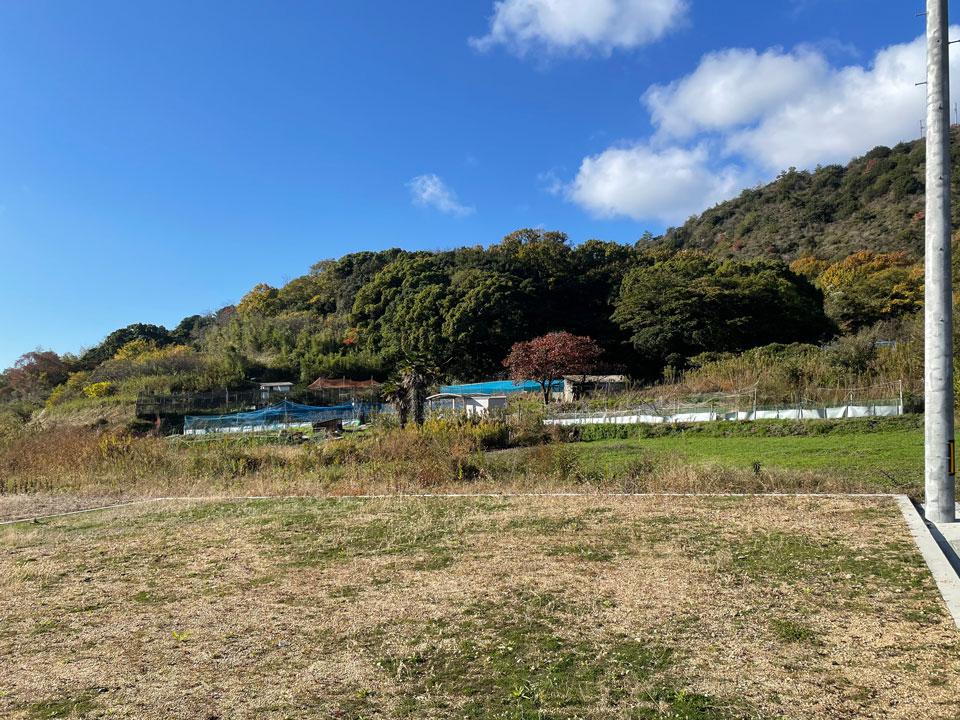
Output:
[{"xmin": 923, "ymin": 0, "xmax": 956, "ymax": 524}]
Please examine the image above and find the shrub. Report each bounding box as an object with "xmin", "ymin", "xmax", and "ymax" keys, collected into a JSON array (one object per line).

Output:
[
  {"xmin": 65, "ymin": 371, "xmax": 90, "ymax": 389},
  {"xmin": 114, "ymin": 338, "xmax": 160, "ymax": 361},
  {"xmin": 420, "ymin": 415, "xmax": 510, "ymax": 450},
  {"xmin": 45, "ymin": 384, "xmax": 70, "ymax": 409},
  {"xmin": 83, "ymin": 382, "xmax": 116, "ymax": 399},
  {"xmin": 577, "ymin": 424, "xmax": 637, "ymax": 442}
]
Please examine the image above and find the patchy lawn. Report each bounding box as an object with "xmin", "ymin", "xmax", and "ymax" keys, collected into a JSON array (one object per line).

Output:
[{"xmin": 0, "ymin": 495, "xmax": 957, "ymax": 719}]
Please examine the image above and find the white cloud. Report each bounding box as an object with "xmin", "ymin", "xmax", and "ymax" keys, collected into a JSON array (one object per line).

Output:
[
  {"xmin": 644, "ymin": 47, "xmax": 830, "ymax": 139},
  {"xmin": 645, "ymin": 32, "xmax": 960, "ymax": 171},
  {"xmin": 407, "ymin": 174, "xmax": 475, "ymax": 216},
  {"xmin": 561, "ymin": 30, "xmax": 959, "ymax": 225},
  {"xmin": 724, "ymin": 35, "xmax": 946, "ymax": 171},
  {"xmin": 566, "ymin": 143, "xmax": 749, "ymax": 224},
  {"xmin": 470, "ymin": 0, "xmax": 688, "ymax": 56},
  {"xmin": 538, "ymin": 169, "xmax": 565, "ymax": 195}
]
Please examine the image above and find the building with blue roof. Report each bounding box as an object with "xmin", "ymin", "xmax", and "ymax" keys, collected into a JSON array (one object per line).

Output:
[{"xmin": 438, "ymin": 379, "xmax": 564, "ymax": 396}]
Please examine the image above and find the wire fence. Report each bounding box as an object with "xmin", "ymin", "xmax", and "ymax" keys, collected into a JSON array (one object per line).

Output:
[
  {"xmin": 551, "ymin": 379, "xmax": 914, "ymax": 413},
  {"xmin": 546, "ymin": 397, "xmax": 908, "ymax": 426},
  {"xmin": 136, "ymin": 389, "xmax": 280, "ymax": 419}
]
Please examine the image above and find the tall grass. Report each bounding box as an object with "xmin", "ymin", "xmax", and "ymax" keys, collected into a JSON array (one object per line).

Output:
[
  {"xmin": 0, "ymin": 416, "xmax": 514, "ymax": 496},
  {"xmin": 0, "ymin": 412, "xmax": 914, "ymax": 500}
]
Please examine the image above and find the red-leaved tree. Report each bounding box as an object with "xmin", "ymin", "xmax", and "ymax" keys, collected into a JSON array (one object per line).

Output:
[
  {"xmin": 4, "ymin": 350, "xmax": 69, "ymax": 399},
  {"xmin": 503, "ymin": 332, "xmax": 602, "ymax": 404}
]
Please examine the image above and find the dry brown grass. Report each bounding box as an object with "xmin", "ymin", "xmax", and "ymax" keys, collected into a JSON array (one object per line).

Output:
[
  {"xmin": 0, "ymin": 495, "xmax": 957, "ymax": 719},
  {"xmin": 0, "ymin": 423, "xmax": 894, "ymax": 523}
]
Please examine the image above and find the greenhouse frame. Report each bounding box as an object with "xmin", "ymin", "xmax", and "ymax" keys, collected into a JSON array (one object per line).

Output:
[{"xmin": 183, "ymin": 399, "xmax": 387, "ymax": 435}]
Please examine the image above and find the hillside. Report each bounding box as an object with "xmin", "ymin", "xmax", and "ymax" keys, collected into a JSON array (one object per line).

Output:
[
  {"xmin": 2, "ymin": 134, "xmax": 947, "ymax": 428},
  {"xmin": 658, "ymin": 128, "xmax": 960, "ymax": 262}
]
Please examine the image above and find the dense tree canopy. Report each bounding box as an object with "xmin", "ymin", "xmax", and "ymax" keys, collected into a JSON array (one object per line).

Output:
[
  {"xmin": 80, "ymin": 323, "xmax": 173, "ymax": 367},
  {"xmin": 2, "ymin": 218, "xmax": 929, "ymax": 409},
  {"xmin": 798, "ymin": 251, "xmax": 923, "ymax": 332},
  {"xmin": 613, "ymin": 251, "xmax": 833, "ymax": 373}
]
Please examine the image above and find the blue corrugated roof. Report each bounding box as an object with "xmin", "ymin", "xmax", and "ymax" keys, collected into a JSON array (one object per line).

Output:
[{"xmin": 439, "ymin": 379, "xmax": 563, "ymax": 395}]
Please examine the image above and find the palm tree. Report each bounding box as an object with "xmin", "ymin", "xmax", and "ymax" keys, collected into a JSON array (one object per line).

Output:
[
  {"xmin": 398, "ymin": 355, "xmax": 440, "ymax": 427},
  {"xmin": 381, "ymin": 377, "xmax": 410, "ymax": 427}
]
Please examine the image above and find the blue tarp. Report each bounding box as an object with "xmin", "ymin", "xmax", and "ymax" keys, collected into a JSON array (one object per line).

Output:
[
  {"xmin": 183, "ymin": 399, "xmax": 388, "ymax": 434},
  {"xmin": 439, "ymin": 379, "xmax": 563, "ymax": 395}
]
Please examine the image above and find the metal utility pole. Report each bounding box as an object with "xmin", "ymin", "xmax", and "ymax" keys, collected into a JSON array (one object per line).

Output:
[{"xmin": 925, "ymin": 0, "xmax": 957, "ymax": 524}]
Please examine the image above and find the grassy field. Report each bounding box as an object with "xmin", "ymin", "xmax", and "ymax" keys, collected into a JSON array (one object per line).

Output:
[
  {"xmin": 1, "ymin": 495, "xmax": 958, "ymax": 719},
  {"xmin": 576, "ymin": 431, "xmax": 922, "ymax": 492}
]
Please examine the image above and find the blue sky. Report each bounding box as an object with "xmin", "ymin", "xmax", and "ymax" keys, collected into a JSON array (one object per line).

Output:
[{"xmin": 0, "ymin": 0, "xmax": 944, "ymax": 368}]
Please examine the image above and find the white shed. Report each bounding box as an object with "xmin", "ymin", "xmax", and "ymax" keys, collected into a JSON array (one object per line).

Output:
[
  {"xmin": 258, "ymin": 381, "xmax": 294, "ymax": 401},
  {"xmin": 426, "ymin": 393, "xmax": 507, "ymax": 417}
]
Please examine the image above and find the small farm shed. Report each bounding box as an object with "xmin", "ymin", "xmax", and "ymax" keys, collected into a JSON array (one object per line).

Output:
[
  {"xmin": 562, "ymin": 375, "xmax": 626, "ymax": 403},
  {"xmin": 426, "ymin": 393, "xmax": 507, "ymax": 417},
  {"xmin": 258, "ymin": 381, "xmax": 294, "ymax": 401}
]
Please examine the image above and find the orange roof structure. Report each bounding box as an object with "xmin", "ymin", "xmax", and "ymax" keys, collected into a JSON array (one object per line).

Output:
[{"xmin": 308, "ymin": 377, "xmax": 382, "ymax": 391}]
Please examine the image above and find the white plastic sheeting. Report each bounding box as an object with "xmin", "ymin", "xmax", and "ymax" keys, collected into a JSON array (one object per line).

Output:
[
  {"xmin": 873, "ymin": 405, "xmax": 901, "ymax": 416},
  {"xmin": 185, "ymin": 421, "xmax": 314, "ymax": 435},
  {"xmin": 545, "ymin": 404, "xmax": 904, "ymax": 426}
]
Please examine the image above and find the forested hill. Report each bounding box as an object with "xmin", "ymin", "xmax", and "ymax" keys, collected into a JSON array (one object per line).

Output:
[
  {"xmin": 2, "ymin": 134, "xmax": 947, "ymax": 411},
  {"xmin": 657, "ymin": 128, "xmax": 960, "ymax": 262}
]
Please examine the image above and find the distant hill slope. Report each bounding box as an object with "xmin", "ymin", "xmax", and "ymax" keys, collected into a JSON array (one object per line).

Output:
[{"xmin": 657, "ymin": 128, "xmax": 960, "ymax": 263}]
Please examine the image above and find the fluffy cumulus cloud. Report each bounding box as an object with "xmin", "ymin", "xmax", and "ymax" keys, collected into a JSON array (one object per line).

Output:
[
  {"xmin": 566, "ymin": 144, "xmax": 748, "ymax": 223},
  {"xmin": 564, "ymin": 29, "xmax": 960, "ymax": 224},
  {"xmin": 723, "ymin": 36, "xmax": 952, "ymax": 171},
  {"xmin": 407, "ymin": 174, "xmax": 475, "ymax": 216},
  {"xmin": 644, "ymin": 47, "xmax": 830, "ymax": 140},
  {"xmin": 470, "ymin": 0, "xmax": 688, "ymax": 56},
  {"xmin": 644, "ymin": 32, "xmax": 960, "ymax": 172}
]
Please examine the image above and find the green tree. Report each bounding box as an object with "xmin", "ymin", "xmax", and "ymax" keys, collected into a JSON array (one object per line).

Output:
[
  {"xmin": 350, "ymin": 256, "xmax": 447, "ymax": 354},
  {"xmin": 817, "ymin": 251, "xmax": 922, "ymax": 332},
  {"xmin": 80, "ymin": 324, "xmax": 172, "ymax": 367},
  {"xmin": 613, "ymin": 251, "xmax": 832, "ymax": 373},
  {"xmin": 237, "ymin": 283, "xmax": 282, "ymax": 316},
  {"xmin": 442, "ymin": 272, "xmax": 528, "ymax": 377},
  {"xmin": 389, "ymin": 283, "xmax": 452, "ymax": 364},
  {"xmin": 170, "ymin": 315, "xmax": 209, "ymax": 345}
]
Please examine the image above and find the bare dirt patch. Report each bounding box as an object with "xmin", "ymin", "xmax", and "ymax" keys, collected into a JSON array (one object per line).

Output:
[{"xmin": 0, "ymin": 496, "xmax": 957, "ymax": 719}]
